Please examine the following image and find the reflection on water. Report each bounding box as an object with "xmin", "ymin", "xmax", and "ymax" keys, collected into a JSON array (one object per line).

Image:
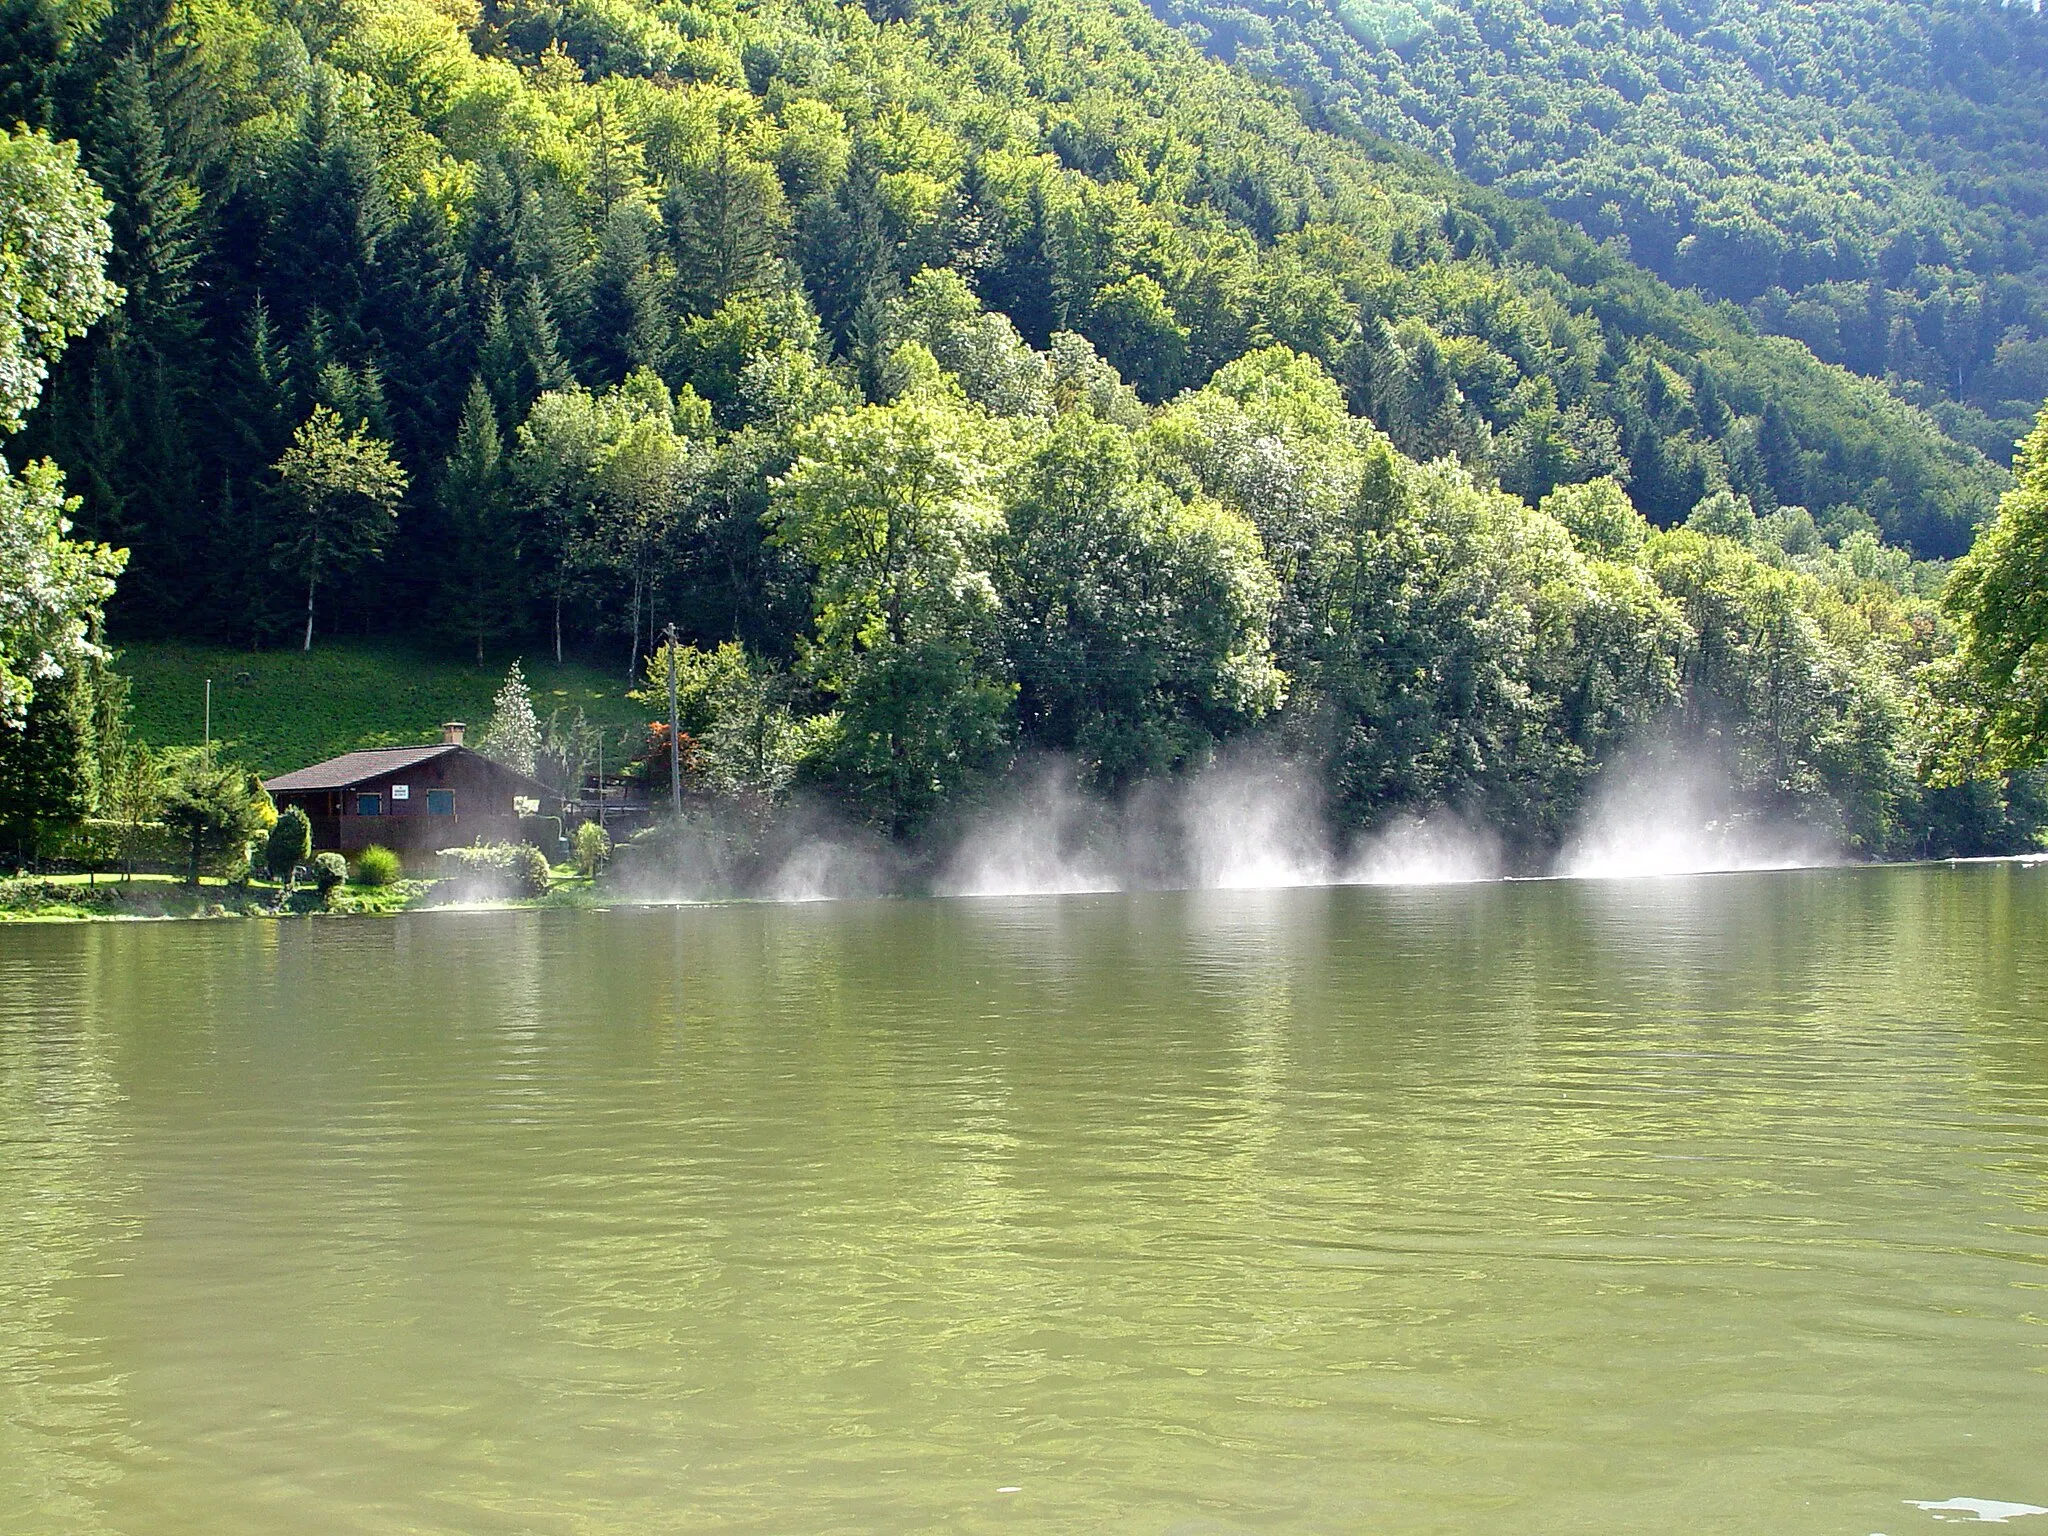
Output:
[{"xmin": 3, "ymin": 865, "xmax": 2047, "ymax": 1534}]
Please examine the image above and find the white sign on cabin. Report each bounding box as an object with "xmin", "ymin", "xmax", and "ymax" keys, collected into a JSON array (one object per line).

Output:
[{"xmin": 392, "ymin": 784, "xmax": 409, "ymax": 800}]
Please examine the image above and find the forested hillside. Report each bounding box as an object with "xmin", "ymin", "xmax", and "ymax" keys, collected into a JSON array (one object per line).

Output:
[
  {"xmin": 1152, "ymin": 0, "xmax": 2048, "ymax": 463},
  {"xmin": 1, "ymin": 0, "xmax": 2041, "ymax": 865}
]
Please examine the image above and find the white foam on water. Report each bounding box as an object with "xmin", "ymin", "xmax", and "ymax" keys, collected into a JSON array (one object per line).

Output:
[{"xmin": 1907, "ymin": 1499, "xmax": 2048, "ymax": 1523}]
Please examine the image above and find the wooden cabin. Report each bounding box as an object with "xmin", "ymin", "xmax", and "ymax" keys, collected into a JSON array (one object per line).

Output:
[{"xmin": 264, "ymin": 723, "xmax": 561, "ymax": 864}]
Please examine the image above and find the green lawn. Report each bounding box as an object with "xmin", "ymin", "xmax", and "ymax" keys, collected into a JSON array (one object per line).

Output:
[{"xmin": 120, "ymin": 641, "xmax": 654, "ymax": 777}]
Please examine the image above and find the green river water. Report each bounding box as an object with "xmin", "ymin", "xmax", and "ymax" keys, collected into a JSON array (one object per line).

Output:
[{"xmin": 3, "ymin": 865, "xmax": 2046, "ymax": 1533}]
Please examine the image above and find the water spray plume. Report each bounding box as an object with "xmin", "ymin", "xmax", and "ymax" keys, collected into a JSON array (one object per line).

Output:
[
  {"xmin": 1345, "ymin": 813, "xmax": 1502, "ymax": 885},
  {"xmin": 1554, "ymin": 750, "xmax": 1838, "ymax": 879}
]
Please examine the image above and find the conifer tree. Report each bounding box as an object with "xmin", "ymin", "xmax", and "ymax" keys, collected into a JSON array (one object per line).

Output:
[
  {"xmin": 797, "ymin": 147, "xmax": 897, "ymax": 358},
  {"xmin": 583, "ymin": 203, "xmax": 666, "ymax": 386},
  {"xmin": 437, "ymin": 380, "xmax": 518, "ymax": 662},
  {"xmin": 668, "ymin": 129, "xmax": 785, "ymax": 319},
  {"xmin": 374, "ymin": 195, "xmax": 474, "ymax": 471},
  {"xmin": 264, "ymin": 71, "xmax": 393, "ymax": 355}
]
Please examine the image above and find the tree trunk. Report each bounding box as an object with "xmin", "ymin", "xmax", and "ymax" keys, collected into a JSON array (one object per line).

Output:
[
  {"xmin": 628, "ymin": 569, "xmax": 642, "ymax": 680},
  {"xmin": 303, "ymin": 573, "xmax": 317, "ymax": 652}
]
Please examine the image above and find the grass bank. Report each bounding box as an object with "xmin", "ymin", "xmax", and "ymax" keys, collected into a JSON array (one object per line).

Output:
[
  {"xmin": 119, "ymin": 640, "xmax": 651, "ymax": 777},
  {"xmin": 0, "ymin": 872, "xmax": 609, "ymax": 922}
]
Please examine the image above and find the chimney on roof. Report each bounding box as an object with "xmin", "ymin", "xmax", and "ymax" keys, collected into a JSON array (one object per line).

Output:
[{"xmin": 442, "ymin": 721, "xmax": 466, "ymax": 746}]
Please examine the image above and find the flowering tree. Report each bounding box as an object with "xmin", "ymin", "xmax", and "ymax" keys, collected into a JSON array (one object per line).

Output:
[{"xmin": 477, "ymin": 660, "xmax": 540, "ymax": 775}]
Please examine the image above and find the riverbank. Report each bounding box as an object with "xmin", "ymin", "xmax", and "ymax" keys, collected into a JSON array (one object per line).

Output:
[
  {"xmin": 11, "ymin": 854, "xmax": 2048, "ymax": 922},
  {"xmin": 0, "ymin": 871, "xmax": 610, "ymax": 922}
]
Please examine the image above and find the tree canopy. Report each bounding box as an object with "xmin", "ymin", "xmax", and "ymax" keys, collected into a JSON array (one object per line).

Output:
[
  {"xmin": 1155, "ymin": 0, "xmax": 2048, "ymax": 465},
  {"xmin": 1937, "ymin": 404, "xmax": 2048, "ymax": 775}
]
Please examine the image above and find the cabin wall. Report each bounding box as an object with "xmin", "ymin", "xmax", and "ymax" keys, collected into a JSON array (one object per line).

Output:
[{"xmin": 274, "ymin": 750, "xmax": 560, "ymax": 870}]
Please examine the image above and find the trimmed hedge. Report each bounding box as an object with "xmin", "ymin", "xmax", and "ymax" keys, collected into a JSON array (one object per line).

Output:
[
  {"xmin": 435, "ymin": 842, "xmax": 551, "ymax": 899},
  {"xmin": 47, "ymin": 820, "xmax": 183, "ymax": 871},
  {"xmin": 311, "ymin": 852, "xmax": 348, "ymax": 893}
]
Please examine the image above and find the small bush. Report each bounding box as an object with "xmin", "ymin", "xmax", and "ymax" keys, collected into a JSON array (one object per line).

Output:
[
  {"xmin": 511, "ymin": 842, "xmax": 550, "ymax": 896},
  {"xmin": 573, "ymin": 819, "xmax": 612, "ymax": 877},
  {"xmin": 0, "ymin": 878, "xmax": 119, "ymax": 913},
  {"xmin": 435, "ymin": 841, "xmax": 551, "ymax": 899},
  {"xmin": 353, "ymin": 844, "xmax": 402, "ymax": 887},
  {"xmin": 266, "ymin": 806, "xmax": 312, "ymax": 882},
  {"xmin": 311, "ymin": 852, "xmax": 348, "ymax": 893}
]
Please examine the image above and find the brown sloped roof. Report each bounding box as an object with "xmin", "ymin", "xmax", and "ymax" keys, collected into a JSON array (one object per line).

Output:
[
  {"xmin": 264, "ymin": 743, "xmax": 562, "ymax": 800},
  {"xmin": 263, "ymin": 744, "xmax": 460, "ymax": 792}
]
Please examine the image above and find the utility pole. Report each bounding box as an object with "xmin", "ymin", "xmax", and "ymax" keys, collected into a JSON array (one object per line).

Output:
[
  {"xmin": 664, "ymin": 623, "xmax": 682, "ymax": 822},
  {"xmin": 203, "ymin": 679, "xmax": 212, "ymax": 760}
]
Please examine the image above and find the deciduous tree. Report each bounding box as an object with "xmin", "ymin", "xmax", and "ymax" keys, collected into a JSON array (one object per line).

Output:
[{"xmin": 271, "ymin": 405, "xmax": 407, "ymax": 651}]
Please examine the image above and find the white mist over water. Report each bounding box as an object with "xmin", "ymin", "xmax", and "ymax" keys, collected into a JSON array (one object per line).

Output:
[
  {"xmin": 936, "ymin": 765, "xmax": 1120, "ymax": 897},
  {"xmin": 760, "ymin": 837, "xmax": 887, "ymax": 902},
  {"xmin": 620, "ymin": 742, "xmax": 1845, "ymax": 902},
  {"xmin": 936, "ymin": 753, "xmax": 1500, "ymax": 896},
  {"xmin": 935, "ymin": 752, "xmax": 1340, "ymax": 896},
  {"xmin": 1180, "ymin": 758, "xmax": 1333, "ymax": 889},
  {"xmin": 1345, "ymin": 812, "xmax": 1502, "ymax": 885},
  {"xmin": 1554, "ymin": 752, "xmax": 1838, "ymax": 879}
]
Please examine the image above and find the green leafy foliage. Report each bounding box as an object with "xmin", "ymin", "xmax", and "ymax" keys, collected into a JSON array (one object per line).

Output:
[
  {"xmin": 1934, "ymin": 403, "xmax": 2048, "ymax": 776},
  {"xmin": 630, "ymin": 639, "xmax": 823, "ymax": 803},
  {"xmin": 436, "ymin": 840, "xmax": 551, "ymax": 897},
  {"xmin": 572, "ymin": 819, "xmax": 611, "ymax": 877},
  {"xmin": 311, "ymin": 850, "xmax": 348, "ymax": 894},
  {"xmin": 272, "ymin": 406, "xmax": 409, "ymax": 651},
  {"xmin": 0, "ymin": 443, "xmax": 124, "ymax": 735},
  {"xmin": 768, "ymin": 394, "xmax": 1015, "ymax": 831},
  {"xmin": 1001, "ymin": 408, "xmax": 1284, "ymax": 785},
  {"xmin": 0, "ymin": 126, "xmax": 120, "ymax": 435},
  {"xmin": 1154, "ymin": 0, "xmax": 2048, "ymax": 462}
]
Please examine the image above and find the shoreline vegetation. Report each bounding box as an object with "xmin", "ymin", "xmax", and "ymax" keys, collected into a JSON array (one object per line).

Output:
[
  {"xmin": 8, "ymin": 852, "xmax": 2045, "ymax": 924},
  {"xmin": 0, "ymin": 868, "xmax": 602, "ymax": 922}
]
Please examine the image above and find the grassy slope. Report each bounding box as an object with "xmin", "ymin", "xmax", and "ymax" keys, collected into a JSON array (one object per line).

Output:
[{"xmin": 121, "ymin": 641, "xmax": 653, "ymax": 777}]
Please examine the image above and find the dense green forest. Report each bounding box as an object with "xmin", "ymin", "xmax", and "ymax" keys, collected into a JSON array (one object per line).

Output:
[
  {"xmin": 1152, "ymin": 0, "xmax": 2048, "ymax": 464},
  {"xmin": 2, "ymin": 0, "xmax": 2045, "ymax": 870}
]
